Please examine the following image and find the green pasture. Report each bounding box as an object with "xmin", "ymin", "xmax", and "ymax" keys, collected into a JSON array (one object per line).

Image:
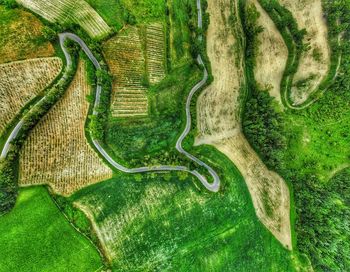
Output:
[{"xmin": 0, "ymin": 187, "xmax": 102, "ymax": 272}]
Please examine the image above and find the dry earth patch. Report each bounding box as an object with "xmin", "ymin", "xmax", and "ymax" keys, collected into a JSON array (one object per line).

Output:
[
  {"xmin": 250, "ymin": 0, "xmax": 288, "ymax": 105},
  {"xmin": 195, "ymin": 0, "xmax": 292, "ymax": 249},
  {"xmin": 279, "ymin": 0, "xmax": 330, "ymax": 105}
]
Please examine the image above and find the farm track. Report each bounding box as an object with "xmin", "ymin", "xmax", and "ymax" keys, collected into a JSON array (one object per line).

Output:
[{"xmin": 1, "ymin": 0, "xmax": 220, "ymax": 192}]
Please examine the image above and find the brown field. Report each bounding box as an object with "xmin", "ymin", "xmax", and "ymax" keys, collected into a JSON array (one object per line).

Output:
[
  {"xmin": 279, "ymin": 0, "xmax": 330, "ymax": 105},
  {"xmin": 0, "ymin": 6, "xmax": 55, "ymax": 64},
  {"xmin": 16, "ymin": 0, "xmax": 111, "ymax": 39},
  {"xmin": 195, "ymin": 0, "xmax": 291, "ymax": 248},
  {"xmin": 250, "ymin": 0, "xmax": 288, "ymax": 105},
  {"xmin": 103, "ymin": 24, "xmax": 166, "ymax": 118},
  {"xmin": 19, "ymin": 61, "xmax": 112, "ymax": 195},
  {"xmin": 0, "ymin": 57, "xmax": 62, "ymax": 136}
]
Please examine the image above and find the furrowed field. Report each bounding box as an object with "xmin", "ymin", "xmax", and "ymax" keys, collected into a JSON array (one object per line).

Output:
[
  {"xmin": 103, "ymin": 23, "xmax": 166, "ymax": 118},
  {"xmin": 19, "ymin": 61, "xmax": 112, "ymax": 195},
  {"xmin": 0, "ymin": 5, "xmax": 55, "ymax": 64},
  {"xmin": 0, "ymin": 186, "xmax": 102, "ymax": 272},
  {"xmin": 103, "ymin": 26, "xmax": 149, "ymax": 117},
  {"xmin": 0, "ymin": 57, "xmax": 62, "ymax": 136},
  {"xmin": 16, "ymin": 0, "xmax": 111, "ymax": 39}
]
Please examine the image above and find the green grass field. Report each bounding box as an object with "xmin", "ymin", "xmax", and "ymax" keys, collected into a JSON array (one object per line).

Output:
[
  {"xmin": 71, "ymin": 145, "xmax": 296, "ymax": 271},
  {"xmin": 0, "ymin": 187, "xmax": 102, "ymax": 272}
]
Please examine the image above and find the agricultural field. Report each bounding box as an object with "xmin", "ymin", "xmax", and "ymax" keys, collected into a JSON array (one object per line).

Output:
[
  {"xmin": 19, "ymin": 61, "xmax": 112, "ymax": 195},
  {"xmin": 145, "ymin": 23, "xmax": 166, "ymax": 84},
  {"xmin": 250, "ymin": 0, "xmax": 287, "ymax": 104},
  {"xmin": 103, "ymin": 26, "xmax": 149, "ymax": 117},
  {"xmin": 196, "ymin": 0, "xmax": 291, "ymax": 248},
  {"xmin": 71, "ymin": 152, "xmax": 296, "ymax": 271},
  {"xmin": 0, "ymin": 6, "xmax": 55, "ymax": 64},
  {"xmin": 16, "ymin": 0, "xmax": 111, "ymax": 39},
  {"xmin": 0, "ymin": 186, "xmax": 102, "ymax": 272},
  {"xmin": 0, "ymin": 57, "xmax": 62, "ymax": 136},
  {"xmin": 279, "ymin": 0, "xmax": 331, "ymax": 105},
  {"xmin": 0, "ymin": 0, "xmax": 349, "ymax": 271},
  {"xmin": 103, "ymin": 23, "xmax": 166, "ymax": 118}
]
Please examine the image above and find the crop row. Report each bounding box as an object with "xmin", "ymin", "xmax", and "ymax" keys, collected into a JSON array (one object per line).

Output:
[
  {"xmin": 16, "ymin": 0, "xmax": 111, "ymax": 39},
  {"xmin": 146, "ymin": 23, "xmax": 166, "ymax": 84},
  {"xmin": 103, "ymin": 27, "xmax": 149, "ymax": 117},
  {"xmin": 0, "ymin": 57, "xmax": 62, "ymax": 136},
  {"xmin": 19, "ymin": 61, "xmax": 112, "ymax": 195}
]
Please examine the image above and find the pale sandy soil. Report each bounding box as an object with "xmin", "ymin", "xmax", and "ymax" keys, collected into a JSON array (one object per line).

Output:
[
  {"xmin": 250, "ymin": 0, "xmax": 288, "ymax": 105},
  {"xmin": 214, "ymin": 134, "xmax": 291, "ymax": 249},
  {"xmin": 195, "ymin": 0, "xmax": 292, "ymax": 249},
  {"xmin": 280, "ymin": 0, "xmax": 330, "ymax": 105},
  {"xmin": 196, "ymin": 0, "xmax": 243, "ymax": 145},
  {"xmin": 19, "ymin": 61, "xmax": 112, "ymax": 195}
]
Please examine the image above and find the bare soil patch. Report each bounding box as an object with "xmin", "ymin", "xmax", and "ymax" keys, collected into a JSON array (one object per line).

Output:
[
  {"xmin": 250, "ymin": 0, "xmax": 288, "ymax": 105},
  {"xmin": 195, "ymin": 0, "xmax": 291, "ymax": 248},
  {"xmin": 19, "ymin": 61, "xmax": 112, "ymax": 195},
  {"xmin": 214, "ymin": 134, "xmax": 291, "ymax": 249},
  {"xmin": 279, "ymin": 0, "xmax": 330, "ymax": 105}
]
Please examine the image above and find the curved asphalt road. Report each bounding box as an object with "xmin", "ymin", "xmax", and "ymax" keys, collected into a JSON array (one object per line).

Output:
[{"xmin": 1, "ymin": 0, "xmax": 220, "ymax": 192}]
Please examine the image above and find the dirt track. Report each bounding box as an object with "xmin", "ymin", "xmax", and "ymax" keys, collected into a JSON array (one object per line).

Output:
[{"xmin": 195, "ymin": 0, "xmax": 292, "ymax": 249}]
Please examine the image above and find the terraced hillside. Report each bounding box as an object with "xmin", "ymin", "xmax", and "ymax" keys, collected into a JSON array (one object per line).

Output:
[
  {"xmin": 16, "ymin": 0, "xmax": 111, "ymax": 39},
  {"xmin": 103, "ymin": 24, "xmax": 166, "ymax": 118},
  {"xmin": 146, "ymin": 23, "xmax": 166, "ymax": 84},
  {"xmin": 0, "ymin": 57, "xmax": 62, "ymax": 136},
  {"xmin": 19, "ymin": 61, "xmax": 112, "ymax": 195},
  {"xmin": 103, "ymin": 27, "xmax": 148, "ymax": 117}
]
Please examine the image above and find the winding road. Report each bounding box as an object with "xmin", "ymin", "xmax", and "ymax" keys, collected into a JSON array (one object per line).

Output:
[{"xmin": 1, "ymin": 0, "xmax": 220, "ymax": 192}]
